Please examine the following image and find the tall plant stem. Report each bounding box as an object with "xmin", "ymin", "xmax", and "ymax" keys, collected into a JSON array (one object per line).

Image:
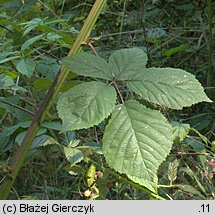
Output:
[
  {"xmin": 118, "ymin": 0, "xmax": 127, "ymax": 45},
  {"xmin": 0, "ymin": 0, "xmax": 107, "ymax": 200},
  {"xmin": 206, "ymin": 0, "xmax": 214, "ymax": 99}
]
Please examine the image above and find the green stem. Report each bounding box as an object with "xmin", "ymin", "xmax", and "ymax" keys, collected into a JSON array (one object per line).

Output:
[
  {"xmin": 118, "ymin": 0, "xmax": 127, "ymax": 45},
  {"xmin": 0, "ymin": 0, "xmax": 107, "ymax": 200},
  {"xmin": 206, "ymin": 0, "xmax": 213, "ymax": 99}
]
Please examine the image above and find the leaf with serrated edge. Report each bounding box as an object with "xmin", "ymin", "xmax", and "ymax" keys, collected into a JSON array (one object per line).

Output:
[
  {"xmin": 63, "ymin": 52, "xmax": 112, "ymax": 80},
  {"xmin": 127, "ymin": 67, "xmax": 212, "ymax": 109},
  {"xmin": 109, "ymin": 48, "xmax": 148, "ymax": 80},
  {"xmin": 103, "ymin": 99, "xmax": 173, "ymax": 181},
  {"xmin": 128, "ymin": 175, "xmax": 158, "ymax": 193},
  {"xmin": 57, "ymin": 81, "xmax": 117, "ymax": 132}
]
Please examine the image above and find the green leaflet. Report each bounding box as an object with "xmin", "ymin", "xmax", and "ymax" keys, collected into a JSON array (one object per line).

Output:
[
  {"xmin": 57, "ymin": 81, "xmax": 117, "ymax": 132},
  {"xmin": 103, "ymin": 99, "xmax": 173, "ymax": 182},
  {"xmin": 127, "ymin": 67, "xmax": 212, "ymax": 109},
  {"xmin": 16, "ymin": 58, "xmax": 36, "ymax": 78},
  {"xmin": 108, "ymin": 48, "xmax": 148, "ymax": 80},
  {"xmin": 63, "ymin": 52, "xmax": 112, "ymax": 80}
]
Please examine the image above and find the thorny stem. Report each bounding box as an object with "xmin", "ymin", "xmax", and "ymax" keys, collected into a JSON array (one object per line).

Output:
[{"xmin": 82, "ymin": 37, "xmax": 100, "ymax": 56}]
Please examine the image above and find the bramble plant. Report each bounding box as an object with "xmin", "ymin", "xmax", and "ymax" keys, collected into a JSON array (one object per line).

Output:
[
  {"xmin": 0, "ymin": 0, "xmax": 214, "ymax": 200},
  {"xmin": 57, "ymin": 48, "xmax": 212, "ymax": 192}
]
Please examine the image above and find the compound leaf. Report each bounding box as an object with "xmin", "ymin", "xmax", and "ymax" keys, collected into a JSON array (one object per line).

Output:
[
  {"xmin": 57, "ymin": 81, "xmax": 117, "ymax": 131},
  {"xmin": 103, "ymin": 99, "xmax": 173, "ymax": 181},
  {"xmin": 127, "ymin": 67, "xmax": 212, "ymax": 109}
]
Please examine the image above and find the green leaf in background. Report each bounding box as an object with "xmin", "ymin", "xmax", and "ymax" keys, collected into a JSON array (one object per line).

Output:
[
  {"xmin": 15, "ymin": 127, "xmax": 47, "ymax": 145},
  {"xmin": 127, "ymin": 68, "xmax": 212, "ymax": 109},
  {"xmin": 0, "ymin": 95, "xmax": 20, "ymax": 113},
  {"xmin": 31, "ymin": 135, "xmax": 59, "ymax": 149},
  {"xmin": 21, "ymin": 34, "xmax": 45, "ymax": 51},
  {"xmin": 0, "ymin": 51, "xmax": 18, "ymax": 61},
  {"xmin": 57, "ymin": 81, "xmax": 117, "ymax": 132},
  {"xmin": 64, "ymin": 147, "xmax": 84, "ymax": 166},
  {"xmin": 0, "ymin": 121, "xmax": 32, "ymax": 152},
  {"xmin": 16, "ymin": 58, "xmax": 36, "ymax": 78},
  {"xmin": 21, "ymin": 18, "xmax": 43, "ymax": 36},
  {"xmin": 33, "ymin": 78, "xmax": 52, "ymax": 90},
  {"xmin": 103, "ymin": 100, "xmax": 173, "ymax": 181},
  {"xmin": 86, "ymin": 164, "xmax": 96, "ymax": 187},
  {"xmin": 36, "ymin": 57, "xmax": 60, "ymax": 79},
  {"xmin": 174, "ymin": 184, "xmax": 205, "ymax": 199},
  {"xmin": 0, "ymin": 56, "xmax": 20, "ymax": 64},
  {"xmin": 0, "ymin": 74, "xmax": 15, "ymax": 89},
  {"xmin": 42, "ymin": 121, "xmax": 62, "ymax": 131},
  {"xmin": 63, "ymin": 52, "xmax": 112, "ymax": 80},
  {"xmin": 180, "ymin": 166, "xmax": 207, "ymax": 195},
  {"xmin": 184, "ymin": 137, "xmax": 207, "ymax": 168},
  {"xmin": 164, "ymin": 44, "xmax": 188, "ymax": 56},
  {"xmin": 109, "ymin": 48, "xmax": 148, "ymax": 80},
  {"xmin": 172, "ymin": 121, "xmax": 190, "ymax": 144}
]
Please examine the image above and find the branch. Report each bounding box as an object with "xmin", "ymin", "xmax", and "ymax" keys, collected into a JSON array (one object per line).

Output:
[{"xmin": 0, "ymin": 100, "xmax": 35, "ymax": 116}]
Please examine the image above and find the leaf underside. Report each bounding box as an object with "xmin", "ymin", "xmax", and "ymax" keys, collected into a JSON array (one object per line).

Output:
[
  {"xmin": 57, "ymin": 81, "xmax": 117, "ymax": 132},
  {"xmin": 127, "ymin": 67, "xmax": 212, "ymax": 109},
  {"xmin": 128, "ymin": 175, "xmax": 158, "ymax": 193},
  {"xmin": 63, "ymin": 52, "xmax": 112, "ymax": 80},
  {"xmin": 103, "ymin": 99, "xmax": 173, "ymax": 181},
  {"xmin": 108, "ymin": 48, "xmax": 148, "ymax": 80},
  {"xmin": 63, "ymin": 48, "xmax": 148, "ymax": 81}
]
